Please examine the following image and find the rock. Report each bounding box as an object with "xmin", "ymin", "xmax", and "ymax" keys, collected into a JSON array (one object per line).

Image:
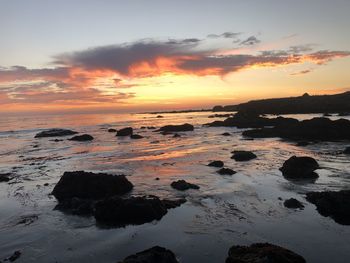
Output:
[
  {"xmin": 170, "ymin": 180, "xmax": 199, "ymax": 191},
  {"xmin": 344, "ymin": 147, "xmax": 350, "ymax": 154},
  {"xmin": 156, "ymin": 115, "xmax": 164, "ymax": 118},
  {"xmin": 147, "ymin": 126, "xmax": 156, "ymax": 130},
  {"xmin": 306, "ymin": 190, "xmax": 350, "ymax": 225},
  {"xmin": 130, "ymin": 134, "xmax": 144, "ymax": 139},
  {"xmin": 217, "ymin": 168, "xmax": 236, "ymax": 175},
  {"xmin": 208, "ymin": 160, "xmax": 224, "ymax": 167},
  {"xmin": 226, "ymin": 243, "xmax": 306, "ymax": 263},
  {"xmin": 296, "ymin": 141, "xmax": 309, "ymax": 146},
  {"xmin": 15, "ymin": 214, "xmax": 39, "ymax": 226},
  {"xmin": 284, "ymin": 198, "xmax": 304, "ymax": 209},
  {"xmin": 35, "ymin": 128, "xmax": 78, "ymax": 138},
  {"xmin": 222, "ymin": 132, "xmax": 231, "ymax": 136},
  {"xmin": 208, "ymin": 114, "xmax": 232, "ymax": 118},
  {"xmin": 116, "ymin": 127, "xmax": 133, "ymax": 136},
  {"xmin": 108, "ymin": 128, "xmax": 117, "ymax": 132},
  {"xmin": 243, "ymin": 117, "xmax": 350, "ymax": 141},
  {"xmin": 280, "ymin": 156, "xmax": 319, "ymax": 180},
  {"xmin": 6, "ymin": 250, "xmax": 21, "ymax": 262},
  {"xmin": 173, "ymin": 133, "xmax": 181, "ymax": 138},
  {"xmin": 162, "ymin": 198, "xmax": 187, "ymax": 209},
  {"xmin": 117, "ymin": 246, "xmax": 179, "ymax": 263},
  {"xmin": 156, "ymin": 123, "xmax": 194, "ymax": 133},
  {"xmin": 94, "ymin": 196, "xmax": 168, "ymax": 226},
  {"xmin": 69, "ymin": 134, "xmax": 94, "ymax": 141},
  {"xmin": 52, "ymin": 171, "xmax": 133, "ymax": 201},
  {"xmin": 0, "ymin": 173, "xmax": 11, "ymax": 182},
  {"xmin": 231, "ymin": 151, "xmax": 257, "ymax": 161},
  {"xmin": 323, "ymin": 113, "xmax": 332, "ymax": 117},
  {"xmin": 54, "ymin": 197, "xmax": 95, "ymax": 215}
]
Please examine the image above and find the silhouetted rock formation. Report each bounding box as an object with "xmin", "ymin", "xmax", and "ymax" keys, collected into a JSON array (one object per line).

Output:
[
  {"xmin": 117, "ymin": 246, "xmax": 179, "ymax": 263},
  {"xmin": 94, "ymin": 196, "xmax": 185, "ymax": 226},
  {"xmin": 306, "ymin": 190, "xmax": 350, "ymax": 225},
  {"xmin": 225, "ymin": 243, "xmax": 306, "ymax": 263},
  {"xmin": 208, "ymin": 160, "xmax": 224, "ymax": 167},
  {"xmin": 0, "ymin": 173, "xmax": 11, "ymax": 182},
  {"xmin": 243, "ymin": 117, "xmax": 350, "ymax": 141},
  {"xmin": 108, "ymin": 128, "xmax": 117, "ymax": 132},
  {"xmin": 231, "ymin": 151, "xmax": 257, "ymax": 161},
  {"xmin": 52, "ymin": 171, "xmax": 133, "ymax": 201},
  {"xmin": 69, "ymin": 134, "xmax": 94, "ymax": 141},
  {"xmin": 280, "ymin": 156, "xmax": 319, "ymax": 180},
  {"xmin": 156, "ymin": 123, "xmax": 194, "ymax": 132},
  {"xmin": 214, "ymin": 91, "xmax": 350, "ymax": 115},
  {"xmin": 130, "ymin": 134, "xmax": 144, "ymax": 139},
  {"xmin": 35, "ymin": 128, "xmax": 78, "ymax": 138},
  {"xmin": 284, "ymin": 198, "xmax": 304, "ymax": 209},
  {"xmin": 171, "ymin": 180, "xmax": 199, "ymax": 190},
  {"xmin": 116, "ymin": 127, "xmax": 133, "ymax": 136},
  {"xmin": 217, "ymin": 168, "xmax": 236, "ymax": 175}
]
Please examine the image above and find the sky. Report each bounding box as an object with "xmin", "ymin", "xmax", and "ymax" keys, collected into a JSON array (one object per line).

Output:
[{"xmin": 1, "ymin": 0, "xmax": 350, "ymax": 115}]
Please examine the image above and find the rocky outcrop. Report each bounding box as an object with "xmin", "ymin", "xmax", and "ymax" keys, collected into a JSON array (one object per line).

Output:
[
  {"xmin": 0, "ymin": 173, "xmax": 11, "ymax": 182},
  {"xmin": 171, "ymin": 180, "xmax": 200, "ymax": 191},
  {"xmin": 306, "ymin": 190, "xmax": 350, "ymax": 225},
  {"xmin": 231, "ymin": 151, "xmax": 257, "ymax": 161},
  {"xmin": 94, "ymin": 196, "xmax": 167, "ymax": 226},
  {"xmin": 116, "ymin": 127, "xmax": 133, "ymax": 136},
  {"xmin": 284, "ymin": 198, "xmax": 304, "ymax": 209},
  {"xmin": 208, "ymin": 160, "xmax": 224, "ymax": 167},
  {"xmin": 156, "ymin": 123, "xmax": 194, "ymax": 133},
  {"xmin": 108, "ymin": 128, "xmax": 117, "ymax": 132},
  {"xmin": 130, "ymin": 134, "xmax": 144, "ymax": 139},
  {"xmin": 280, "ymin": 156, "xmax": 319, "ymax": 180},
  {"xmin": 226, "ymin": 243, "xmax": 306, "ymax": 263},
  {"xmin": 35, "ymin": 129, "xmax": 78, "ymax": 138},
  {"xmin": 52, "ymin": 171, "xmax": 133, "ymax": 201},
  {"xmin": 117, "ymin": 246, "xmax": 179, "ymax": 263},
  {"xmin": 69, "ymin": 134, "xmax": 94, "ymax": 141},
  {"xmin": 243, "ymin": 117, "xmax": 350, "ymax": 141},
  {"xmin": 217, "ymin": 168, "xmax": 236, "ymax": 175}
]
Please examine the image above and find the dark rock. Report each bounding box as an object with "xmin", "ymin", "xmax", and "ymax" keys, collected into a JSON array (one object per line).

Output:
[
  {"xmin": 284, "ymin": 198, "xmax": 304, "ymax": 209},
  {"xmin": 162, "ymin": 198, "xmax": 187, "ymax": 209},
  {"xmin": 6, "ymin": 251, "xmax": 21, "ymax": 262},
  {"xmin": 108, "ymin": 128, "xmax": 117, "ymax": 132},
  {"xmin": 54, "ymin": 197, "xmax": 95, "ymax": 215},
  {"xmin": 52, "ymin": 171, "xmax": 133, "ymax": 201},
  {"xmin": 208, "ymin": 114, "xmax": 232, "ymax": 118},
  {"xmin": 94, "ymin": 196, "xmax": 168, "ymax": 226},
  {"xmin": 173, "ymin": 133, "xmax": 181, "ymax": 138},
  {"xmin": 208, "ymin": 160, "xmax": 224, "ymax": 167},
  {"xmin": 15, "ymin": 214, "xmax": 39, "ymax": 226},
  {"xmin": 147, "ymin": 126, "xmax": 156, "ymax": 130},
  {"xmin": 130, "ymin": 134, "xmax": 144, "ymax": 139},
  {"xmin": 117, "ymin": 246, "xmax": 179, "ymax": 263},
  {"xmin": 171, "ymin": 180, "xmax": 199, "ymax": 191},
  {"xmin": 243, "ymin": 117, "xmax": 350, "ymax": 141},
  {"xmin": 0, "ymin": 173, "xmax": 11, "ymax": 182},
  {"xmin": 116, "ymin": 127, "xmax": 133, "ymax": 136},
  {"xmin": 296, "ymin": 141, "xmax": 309, "ymax": 146},
  {"xmin": 35, "ymin": 129, "xmax": 78, "ymax": 138},
  {"xmin": 231, "ymin": 151, "xmax": 257, "ymax": 161},
  {"xmin": 69, "ymin": 134, "xmax": 94, "ymax": 141},
  {"xmin": 217, "ymin": 168, "xmax": 236, "ymax": 175},
  {"xmin": 280, "ymin": 156, "xmax": 319, "ymax": 180},
  {"xmin": 156, "ymin": 115, "xmax": 164, "ymax": 118},
  {"xmin": 306, "ymin": 190, "xmax": 350, "ymax": 225},
  {"xmin": 156, "ymin": 123, "xmax": 194, "ymax": 133},
  {"xmin": 222, "ymin": 132, "xmax": 231, "ymax": 136},
  {"xmin": 344, "ymin": 147, "xmax": 350, "ymax": 154},
  {"xmin": 226, "ymin": 243, "xmax": 306, "ymax": 263},
  {"xmin": 155, "ymin": 177, "xmax": 160, "ymax": 180}
]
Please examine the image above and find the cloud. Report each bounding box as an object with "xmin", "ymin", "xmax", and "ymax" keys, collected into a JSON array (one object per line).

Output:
[
  {"xmin": 0, "ymin": 36, "xmax": 349, "ymax": 107},
  {"xmin": 207, "ymin": 32, "xmax": 241, "ymax": 39},
  {"xmin": 240, "ymin": 36, "xmax": 261, "ymax": 46},
  {"xmin": 290, "ymin": 69, "xmax": 312, "ymax": 76}
]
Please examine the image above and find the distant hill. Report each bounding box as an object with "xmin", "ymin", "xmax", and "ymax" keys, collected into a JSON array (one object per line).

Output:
[{"xmin": 213, "ymin": 91, "xmax": 350, "ymax": 114}]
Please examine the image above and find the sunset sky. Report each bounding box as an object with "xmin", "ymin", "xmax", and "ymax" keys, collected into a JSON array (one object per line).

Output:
[{"xmin": 1, "ymin": 0, "xmax": 350, "ymax": 115}]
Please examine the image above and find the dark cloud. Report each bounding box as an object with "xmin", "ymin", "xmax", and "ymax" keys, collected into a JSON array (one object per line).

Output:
[
  {"xmin": 290, "ymin": 69, "xmax": 312, "ymax": 76},
  {"xmin": 240, "ymin": 36, "xmax": 261, "ymax": 46},
  {"xmin": 207, "ymin": 32, "xmax": 241, "ymax": 39}
]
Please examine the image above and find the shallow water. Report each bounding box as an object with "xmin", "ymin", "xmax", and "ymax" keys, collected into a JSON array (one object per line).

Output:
[{"xmin": 0, "ymin": 112, "xmax": 349, "ymax": 262}]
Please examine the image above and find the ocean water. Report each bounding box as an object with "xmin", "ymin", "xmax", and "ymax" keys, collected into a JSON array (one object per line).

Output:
[{"xmin": 0, "ymin": 112, "xmax": 349, "ymax": 262}]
